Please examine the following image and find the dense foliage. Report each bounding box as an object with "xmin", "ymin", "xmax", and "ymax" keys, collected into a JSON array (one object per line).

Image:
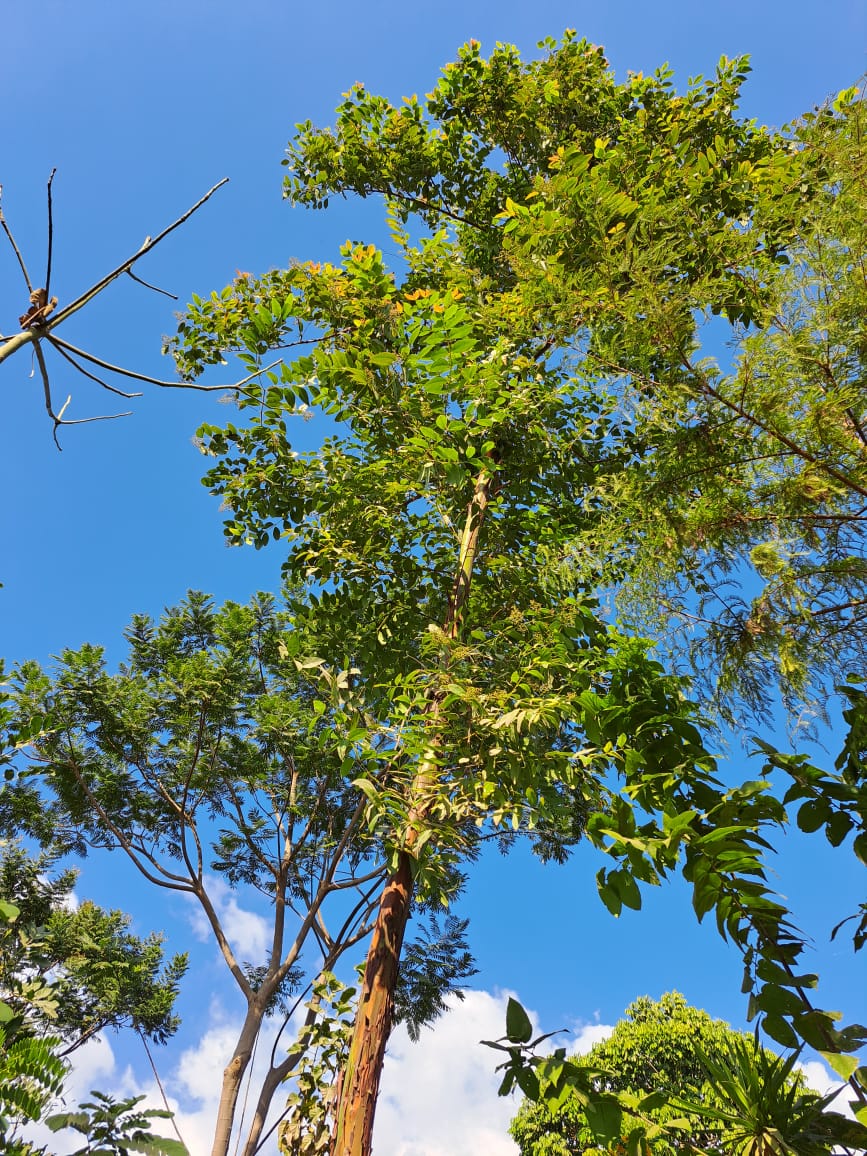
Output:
[
  {"xmin": 0, "ymin": 841, "xmax": 185, "ymax": 1051},
  {"xmin": 1, "ymin": 30, "xmax": 865, "ymax": 1156},
  {"xmin": 505, "ymin": 993, "xmax": 867, "ymax": 1156}
]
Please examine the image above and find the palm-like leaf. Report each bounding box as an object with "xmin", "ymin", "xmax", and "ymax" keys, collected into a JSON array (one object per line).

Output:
[{"xmin": 679, "ymin": 1036, "xmax": 867, "ymax": 1156}]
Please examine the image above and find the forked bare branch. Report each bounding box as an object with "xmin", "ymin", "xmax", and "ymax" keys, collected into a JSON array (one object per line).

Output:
[
  {"xmin": 0, "ymin": 176, "xmax": 274, "ymax": 445},
  {"xmin": 48, "ymin": 177, "xmax": 229, "ymax": 328},
  {"xmin": 48, "ymin": 334, "xmax": 280, "ymax": 393},
  {"xmin": 32, "ymin": 337, "xmax": 131, "ymax": 449},
  {"xmin": 49, "ymin": 338, "xmax": 143, "ymax": 399}
]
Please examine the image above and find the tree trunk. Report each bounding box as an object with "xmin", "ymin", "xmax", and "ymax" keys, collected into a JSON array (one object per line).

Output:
[
  {"xmin": 330, "ymin": 852, "xmax": 413, "ymax": 1156},
  {"xmin": 241, "ymin": 1001, "xmax": 322, "ymax": 1156},
  {"xmin": 211, "ymin": 1006, "xmax": 262, "ymax": 1156},
  {"xmin": 241, "ymin": 1061, "xmax": 288, "ymax": 1156},
  {"xmin": 329, "ymin": 468, "xmax": 494, "ymax": 1156}
]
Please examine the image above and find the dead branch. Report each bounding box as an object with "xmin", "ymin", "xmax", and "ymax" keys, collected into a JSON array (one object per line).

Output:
[
  {"xmin": 0, "ymin": 176, "xmax": 281, "ymax": 446},
  {"xmin": 45, "ymin": 168, "xmax": 56, "ymax": 300},
  {"xmin": 48, "ymin": 334, "xmax": 280, "ymax": 393},
  {"xmin": 125, "ymin": 268, "xmax": 178, "ymax": 299},
  {"xmin": 33, "ymin": 338, "xmax": 130, "ymax": 449},
  {"xmin": 49, "ymin": 339, "xmax": 143, "ymax": 399},
  {"xmin": 49, "ymin": 177, "xmax": 229, "ymax": 328},
  {"xmin": 0, "ymin": 183, "xmax": 34, "ymax": 293}
]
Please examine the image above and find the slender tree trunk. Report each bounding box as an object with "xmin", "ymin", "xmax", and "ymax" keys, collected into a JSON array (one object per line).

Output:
[
  {"xmin": 240, "ymin": 1000, "xmax": 324, "ymax": 1156},
  {"xmin": 211, "ymin": 1005, "xmax": 263, "ymax": 1156},
  {"xmin": 329, "ymin": 467, "xmax": 493, "ymax": 1156},
  {"xmin": 241, "ymin": 1060, "xmax": 290, "ymax": 1156}
]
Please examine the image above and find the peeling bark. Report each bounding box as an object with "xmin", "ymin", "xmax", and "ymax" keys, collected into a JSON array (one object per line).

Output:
[{"xmin": 330, "ymin": 853, "xmax": 413, "ymax": 1156}]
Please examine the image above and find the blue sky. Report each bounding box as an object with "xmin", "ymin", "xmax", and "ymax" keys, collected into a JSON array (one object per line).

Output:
[{"xmin": 2, "ymin": 3, "xmax": 866, "ymax": 1153}]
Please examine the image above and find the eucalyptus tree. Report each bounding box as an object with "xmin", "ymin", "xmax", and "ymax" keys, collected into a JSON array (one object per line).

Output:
[
  {"xmin": 268, "ymin": 34, "xmax": 867, "ymax": 1136},
  {"xmin": 171, "ymin": 233, "xmax": 727, "ymax": 1155}
]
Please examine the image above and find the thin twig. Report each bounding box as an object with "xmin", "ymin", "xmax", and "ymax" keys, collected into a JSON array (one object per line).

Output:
[
  {"xmin": 53, "ymin": 408, "xmax": 132, "ymax": 431},
  {"xmin": 45, "ymin": 168, "xmax": 56, "ymax": 299},
  {"xmin": 138, "ymin": 1030, "xmax": 189, "ymax": 1149},
  {"xmin": 48, "ymin": 337, "xmax": 143, "ymax": 398},
  {"xmin": 50, "ymin": 178, "xmax": 229, "ymax": 327},
  {"xmin": 49, "ymin": 334, "xmax": 279, "ymax": 392},
  {"xmin": 126, "ymin": 268, "xmax": 179, "ymax": 299},
  {"xmin": 0, "ymin": 183, "xmax": 33, "ymax": 292}
]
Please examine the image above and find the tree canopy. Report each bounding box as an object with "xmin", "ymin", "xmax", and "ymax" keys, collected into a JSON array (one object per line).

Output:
[
  {"xmin": 2, "ymin": 30, "xmax": 865, "ymax": 1156},
  {"xmin": 508, "ymin": 992, "xmax": 867, "ymax": 1156},
  {"xmin": 168, "ymin": 32, "xmax": 867, "ymax": 1150}
]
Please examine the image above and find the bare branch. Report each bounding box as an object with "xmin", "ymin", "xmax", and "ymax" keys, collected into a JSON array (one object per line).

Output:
[
  {"xmin": 680, "ymin": 351, "xmax": 867, "ymax": 502},
  {"xmin": 44, "ymin": 741, "xmax": 196, "ymax": 893},
  {"xmin": 48, "ymin": 337, "xmax": 143, "ymax": 398},
  {"xmin": 193, "ymin": 877, "xmax": 254, "ymax": 999},
  {"xmin": 0, "ymin": 183, "xmax": 33, "ymax": 293},
  {"xmin": 34, "ymin": 338, "xmax": 132, "ymax": 449},
  {"xmin": 49, "ymin": 178, "xmax": 229, "ymax": 327},
  {"xmin": 45, "ymin": 168, "xmax": 56, "ymax": 300},
  {"xmin": 34, "ymin": 339, "xmax": 55, "ymax": 424},
  {"xmin": 51, "ymin": 408, "xmax": 132, "ymax": 438},
  {"xmin": 49, "ymin": 334, "xmax": 279, "ymax": 393},
  {"xmin": 178, "ymin": 705, "xmax": 208, "ymax": 883},
  {"xmin": 0, "ymin": 329, "xmax": 35, "ymax": 362},
  {"xmin": 126, "ymin": 268, "xmax": 179, "ymax": 300}
]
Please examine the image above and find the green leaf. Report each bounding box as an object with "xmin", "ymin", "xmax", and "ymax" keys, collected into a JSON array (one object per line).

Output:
[
  {"xmin": 514, "ymin": 1065, "xmax": 540, "ymax": 1100},
  {"xmin": 761, "ymin": 1013, "xmax": 799, "ymax": 1049},
  {"xmin": 612, "ymin": 869, "xmax": 642, "ymax": 911},
  {"xmin": 506, "ymin": 997, "xmax": 533, "ymax": 1044},
  {"xmin": 584, "ymin": 1095, "xmax": 623, "ymax": 1142},
  {"xmin": 819, "ymin": 1051, "xmax": 860, "ymax": 1081},
  {"xmin": 796, "ymin": 797, "xmax": 831, "ymax": 833}
]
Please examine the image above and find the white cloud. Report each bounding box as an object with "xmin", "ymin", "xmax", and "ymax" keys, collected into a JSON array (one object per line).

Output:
[
  {"xmin": 169, "ymin": 1016, "xmax": 246, "ymax": 1155},
  {"xmin": 570, "ymin": 1020, "xmax": 615, "ymax": 1056},
  {"xmin": 19, "ymin": 1006, "xmax": 250, "ymax": 1156},
  {"xmin": 19, "ymin": 1035, "xmax": 144, "ymax": 1156},
  {"xmin": 24, "ymin": 989, "xmax": 563, "ymax": 1156},
  {"xmin": 374, "ymin": 990, "xmax": 523, "ymax": 1156},
  {"xmin": 184, "ymin": 873, "xmax": 271, "ymax": 966},
  {"xmin": 798, "ymin": 1059, "xmax": 856, "ymax": 1120},
  {"xmin": 58, "ymin": 887, "xmax": 80, "ymax": 912}
]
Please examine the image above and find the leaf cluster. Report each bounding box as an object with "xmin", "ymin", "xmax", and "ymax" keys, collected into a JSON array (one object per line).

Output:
[{"xmin": 0, "ymin": 840, "xmax": 186, "ymax": 1048}]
